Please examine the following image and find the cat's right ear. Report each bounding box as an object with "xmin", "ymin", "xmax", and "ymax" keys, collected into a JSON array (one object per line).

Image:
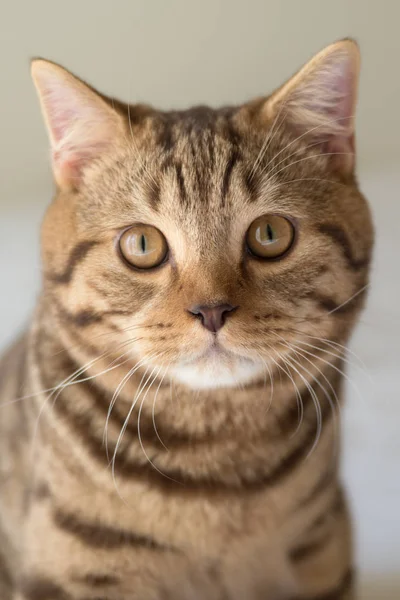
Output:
[
  {"xmin": 259, "ymin": 39, "xmax": 360, "ymax": 174},
  {"xmin": 31, "ymin": 59, "xmax": 125, "ymax": 190}
]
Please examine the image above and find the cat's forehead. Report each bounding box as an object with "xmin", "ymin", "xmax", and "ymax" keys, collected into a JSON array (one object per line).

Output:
[
  {"xmin": 157, "ymin": 105, "xmax": 238, "ymax": 139},
  {"xmin": 143, "ymin": 104, "xmax": 251, "ymax": 167},
  {"xmin": 117, "ymin": 106, "xmax": 257, "ymax": 219},
  {"xmin": 145, "ymin": 112, "xmax": 260, "ymax": 232},
  {"xmin": 82, "ymin": 101, "xmax": 339, "ymax": 242},
  {"xmin": 83, "ymin": 106, "xmax": 299, "ymax": 244}
]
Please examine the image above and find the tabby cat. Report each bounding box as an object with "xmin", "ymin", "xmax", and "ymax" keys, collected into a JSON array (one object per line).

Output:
[{"xmin": 0, "ymin": 39, "xmax": 373, "ymax": 599}]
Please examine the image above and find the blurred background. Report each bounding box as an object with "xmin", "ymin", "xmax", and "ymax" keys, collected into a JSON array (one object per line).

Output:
[{"xmin": 0, "ymin": 1, "xmax": 399, "ymax": 597}]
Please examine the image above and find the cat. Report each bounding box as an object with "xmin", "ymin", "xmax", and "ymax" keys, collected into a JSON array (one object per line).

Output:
[{"xmin": 0, "ymin": 39, "xmax": 373, "ymax": 599}]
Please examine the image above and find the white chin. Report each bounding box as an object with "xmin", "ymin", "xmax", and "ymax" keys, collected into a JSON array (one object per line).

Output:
[{"xmin": 170, "ymin": 355, "xmax": 265, "ymax": 390}]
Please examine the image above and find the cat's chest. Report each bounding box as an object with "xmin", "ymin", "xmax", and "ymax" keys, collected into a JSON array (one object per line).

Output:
[
  {"xmin": 99, "ymin": 489, "xmax": 294, "ymax": 599},
  {"xmin": 95, "ymin": 480, "xmax": 277, "ymax": 553}
]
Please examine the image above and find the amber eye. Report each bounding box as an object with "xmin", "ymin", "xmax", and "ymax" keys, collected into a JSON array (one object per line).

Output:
[
  {"xmin": 119, "ymin": 225, "xmax": 168, "ymax": 269},
  {"xmin": 246, "ymin": 215, "xmax": 295, "ymax": 259}
]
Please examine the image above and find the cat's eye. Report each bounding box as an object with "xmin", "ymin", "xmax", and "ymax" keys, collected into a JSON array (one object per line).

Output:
[
  {"xmin": 119, "ymin": 225, "xmax": 168, "ymax": 270},
  {"xmin": 246, "ymin": 215, "xmax": 295, "ymax": 259}
]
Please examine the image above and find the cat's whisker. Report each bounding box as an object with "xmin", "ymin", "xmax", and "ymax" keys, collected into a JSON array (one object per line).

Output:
[
  {"xmin": 104, "ymin": 351, "xmax": 161, "ymax": 460},
  {"xmin": 151, "ymin": 366, "xmax": 171, "ymax": 452},
  {"xmin": 50, "ymin": 323, "xmax": 158, "ymax": 357},
  {"xmin": 259, "ymin": 352, "xmax": 273, "ymax": 405},
  {"xmin": 288, "ymin": 331, "xmax": 368, "ymax": 371},
  {"xmin": 55, "ymin": 342, "xmax": 140, "ymax": 392},
  {"xmin": 273, "ymin": 347, "xmax": 323, "ymax": 457},
  {"xmin": 293, "ymin": 337, "xmax": 371, "ymax": 381},
  {"xmin": 110, "ymin": 364, "xmax": 153, "ymax": 501},
  {"xmin": 248, "ymin": 98, "xmax": 289, "ymax": 180},
  {"xmin": 31, "ymin": 340, "xmax": 131, "ymax": 432},
  {"xmin": 266, "ymin": 137, "xmax": 331, "ymax": 179},
  {"xmin": 286, "ymin": 340, "xmax": 366, "ymax": 407},
  {"xmin": 268, "ymin": 347, "xmax": 305, "ymax": 435},
  {"xmin": 1, "ymin": 337, "xmax": 141, "ymax": 409},
  {"xmin": 276, "ymin": 282, "xmax": 370, "ymax": 325},
  {"xmin": 273, "ymin": 334, "xmax": 341, "ymax": 457},
  {"xmin": 324, "ymin": 283, "xmax": 370, "ymax": 317},
  {"xmin": 126, "ymin": 103, "xmax": 159, "ymax": 193},
  {"xmin": 268, "ymin": 176, "xmax": 349, "ymax": 190},
  {"xmin": 250, "ymin": 348, "xmax": 274, "ymax": 412},
  {"xmin": 137, "ymin": 364, "xmax": 181, "ymax": 484},
  {"xmin": 278, "ymin": 325, "xmax": 365, "ymax": 375},
  {"xmin": 110, "ymin": 354, "xmax": 165, "ymax": 483},
  {"xmin": 30, "ymin": 340, "xmax": 140, "ymax": 455},
  {"xmin": 268, "ymin": 151, "xmax": 355, "ymax": 181},
  {"xmin": 250, "ymin": 341, "xmax": 305, "ymax": 433},
  {"xmin": 259, "ymin": 113, "xmax": 354, "ymax": 177},
  {"xmin": 286, "ymin": 342, "xmax": 342, "ymax": 420}
]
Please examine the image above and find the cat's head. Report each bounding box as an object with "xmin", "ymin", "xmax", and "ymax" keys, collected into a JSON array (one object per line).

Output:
[{"xmin": 32, "ymin": 39, "xmax": 373, "ymax": 390}]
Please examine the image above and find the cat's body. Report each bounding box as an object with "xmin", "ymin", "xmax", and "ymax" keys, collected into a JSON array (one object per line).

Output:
[{"xmin": 0, "ymin": 40, "xmax": 373, "ymax": 599}]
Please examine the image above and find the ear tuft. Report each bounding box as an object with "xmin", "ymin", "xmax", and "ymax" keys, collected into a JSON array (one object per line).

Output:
[
  {"xmin": 31, "ymin": 59, "xmax": 124, "ymax": 189},
  {"xmin": 266, "ymin": 39, "xmax": 360, "ymax": 173}
]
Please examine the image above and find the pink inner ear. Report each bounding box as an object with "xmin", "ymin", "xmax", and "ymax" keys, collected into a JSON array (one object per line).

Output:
[
  {"xmin": 52, "ymin": 146, "xmax": 93, "ymax": 185},
  {"xmin": 50, "ymin": 106, "xmax": 80, "ymax": 145},
  {"xmin": 33, "ymin": 63, "xmax": 121, "ymax": 188},
  {"xmin": 296, "ymin": 54, "xmax": 356, "ymax": 172},
  {"xmin": 44, "ymin": 92, "xmax": 114, "ymax": 185},
  {"xmin": 329, "ymin": 66, "xmax": 355, "ymax": 128},
  {"xmin": 40, "ymin": 77, "xmax": 84, "ymax": 144},
  {"xmin": 52, "ymin": 151, "xmax": 82, "ymax": 185}
]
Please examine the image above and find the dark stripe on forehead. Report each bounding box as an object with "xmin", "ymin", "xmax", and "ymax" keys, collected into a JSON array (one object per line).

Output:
[
  {"xmin": 158, "ymin": 118, "xmax": 174, "ymax": 152},
  {"xmin": 182, "ymin": 105, "xmax": 218, "ymax": 133},
  {"xmin": 175, "ymin": 162, "xmax": 188, "ymax": 206},
  {"xmin": 205, "ymin": 129, "xmax": 215, "ymax": 164},
  {"xmin": 47, "ymin": 241, "xmax": 98, "ymax": 285},
  {"xmin": 146, "ymin": 179, "xmax": 161, "ymax": 211},
  {"xmin": 53, "ymin": 508, "xmax": 176, "ymax": 552},
  {"xmin": 318, "ymin": 223, "xmax": 370, "ymax": 271},
  {"xmin": 244, "ymin": 165, "xmax": 262, "ymax": 200},
  {"xmin": 221, "ymin": 149, "xmax": 240, "ymax": 205},
  {"xmin": 221, "ymin": 110, "xmax": 241, "ymax": 147}
]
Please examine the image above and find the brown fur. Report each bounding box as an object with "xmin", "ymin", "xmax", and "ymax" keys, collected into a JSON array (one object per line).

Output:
[{"xmin": 0, "ymin": 40, "xmax": 373, "ymax": 599}]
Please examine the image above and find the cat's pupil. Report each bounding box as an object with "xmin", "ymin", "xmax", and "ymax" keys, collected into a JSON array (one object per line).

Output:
[
  {"xmin": 140, "ymin": 234, "xmax": 146, "ymax": 253},
  {"xmin": 266, "ymin": 224, "xmax": 274, "ymax": 242}
]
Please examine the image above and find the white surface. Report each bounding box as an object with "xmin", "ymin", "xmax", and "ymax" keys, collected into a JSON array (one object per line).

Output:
[
  {"xmin": 0, "ymin": 164, "xmax": 399, "ymax": 596},
  {"xmin": 342, "ymin": 164, "xmax": 400, "ymax": 599}
]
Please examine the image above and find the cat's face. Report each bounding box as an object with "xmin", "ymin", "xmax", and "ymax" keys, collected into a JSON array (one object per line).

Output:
[{"xmin": 34, "ymin": 40, "xmax": 373, "ymax": 390}]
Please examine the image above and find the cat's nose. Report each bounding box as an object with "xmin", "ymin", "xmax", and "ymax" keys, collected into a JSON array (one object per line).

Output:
[{"xmin": 188, "ymin": 304, "xmax": 238, "ymax": 333}]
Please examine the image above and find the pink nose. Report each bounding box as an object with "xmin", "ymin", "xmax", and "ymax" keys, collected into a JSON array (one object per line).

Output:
[{"xmin": 188, "ymin": 304, "xmax": 237, "ymax": 333}]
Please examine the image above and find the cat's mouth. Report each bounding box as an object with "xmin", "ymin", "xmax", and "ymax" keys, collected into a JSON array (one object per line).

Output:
[
  {"xmin": 171, "ymin": 338, "xmax": 264, "ymax": 389},
  {"xmin": 191, "ymin": 338, "xmax": 233, "ymax": 362},
  {"xmin": 185, "ymin": 336, "xmax": 257, "ymax": 369}
]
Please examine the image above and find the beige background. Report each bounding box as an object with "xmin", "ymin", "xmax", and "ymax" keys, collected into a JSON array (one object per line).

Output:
[
  {"xmin": 0, "ymin": 1, "xmax": 399, "ymax": 598},
  {"xmin": 0, "ymin": 0, "xmax": 399, "ymax": 192}
]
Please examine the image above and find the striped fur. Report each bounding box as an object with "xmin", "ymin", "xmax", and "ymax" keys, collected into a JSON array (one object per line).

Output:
[{"xmin": 0, "ymin": 40, "xmax": 373, "ymax": 599}]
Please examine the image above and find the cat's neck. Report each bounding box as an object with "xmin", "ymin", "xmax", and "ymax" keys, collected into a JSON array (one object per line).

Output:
[{"xmin": 28, "ymin": 305, "xmax": 341, "ymax": 493}]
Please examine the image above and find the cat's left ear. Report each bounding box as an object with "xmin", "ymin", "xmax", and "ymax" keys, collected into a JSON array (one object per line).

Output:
[
  {"xmin": 263, "ymin": 39, "xmax": 360, "ymax": 174},
  {"xmin": 31, "ymin": 59, "xmax": 126, "ymax": 190}
]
